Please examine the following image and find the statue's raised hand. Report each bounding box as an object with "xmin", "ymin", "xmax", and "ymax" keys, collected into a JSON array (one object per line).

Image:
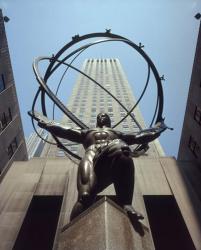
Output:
[{"xmin": 28, "ymin": 110, "xmax": 52, "ymax": 129}]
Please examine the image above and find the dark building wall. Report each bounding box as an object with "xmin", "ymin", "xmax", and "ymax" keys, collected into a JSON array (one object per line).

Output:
[
  {"xmin": 0, "ymin": 9, "xmax": 28, "ymax": 175},
  {"xmin": 178, "ymin": 22, "xmax": 201, "ymax": 168}
]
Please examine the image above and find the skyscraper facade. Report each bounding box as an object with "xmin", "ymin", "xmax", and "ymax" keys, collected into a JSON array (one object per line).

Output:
[
  {"xmin": 0, "ymin": 10, "xmax": 27, "ymax": 175},
  {"xmin": 26, "ymin": 128, "xmax": 47, "ymax": 159},
  {"xmin": 178, "ymin": 22, "xmax": 201, "ymax": 168},
  {"xmin": 42, "ymin": 58, "xmax": 164, "ymax": 158}
]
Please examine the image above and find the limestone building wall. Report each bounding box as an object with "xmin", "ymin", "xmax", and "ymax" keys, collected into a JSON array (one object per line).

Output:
[{"xmin": 0, "ymin": 10, "xmax": 28, "ymax": 176}]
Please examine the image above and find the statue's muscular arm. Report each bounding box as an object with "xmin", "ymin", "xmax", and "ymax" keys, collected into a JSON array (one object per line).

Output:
[
  {"xmin": 120, "ymin": 121, "xmax": 167, "ymax": 145},
  {"xmin": 39, "ymin": 121, "xmax": 83, "ymax": 143},
  {"xmin": 28, "ymin": 111, "xmax": 84, "ymax": 143}
]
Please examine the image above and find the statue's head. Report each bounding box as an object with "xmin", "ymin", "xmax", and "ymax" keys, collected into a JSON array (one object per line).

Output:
[{"xmin": 96, "ymin": 113, "xmax": 111, "ymax": 128}]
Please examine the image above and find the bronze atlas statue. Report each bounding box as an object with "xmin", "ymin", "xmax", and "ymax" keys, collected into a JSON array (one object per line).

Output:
[{"xmin": 28, "ymin": 31, "xmax": 171, "ymax": 221}]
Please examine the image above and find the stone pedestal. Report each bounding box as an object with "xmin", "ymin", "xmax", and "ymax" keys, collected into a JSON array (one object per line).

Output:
[{"xmin": 58, "ymin": 197, "xmax": 154, "ymax": 250}]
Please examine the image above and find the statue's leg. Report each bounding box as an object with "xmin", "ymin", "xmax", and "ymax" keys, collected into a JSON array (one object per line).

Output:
[
  {"xmin": 113, "ymin": 155, "xmax": 134, "ymax": 206},
  {"xmin": 70, "ymin": 151, "xmax": 96, "ymax": 220},
  {"xmin": 113, "ymin": 155, "xmax": 144, "ymax": 220}
]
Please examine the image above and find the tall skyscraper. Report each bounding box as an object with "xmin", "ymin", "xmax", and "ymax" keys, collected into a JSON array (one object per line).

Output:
[
  {"xmin": 42, "ymin": 58, "xmax": 165, "ymax": 158},
  {"xmin": 178, "ymin": 22, "xmax": 201, "ymax": 168},
  {"xmin": 26, "ymin": 128, "xmax": 47, "ymax": 159},
  {"xmin": 0, "ymin": 10, "xmax": 27, "ymax": 175}
]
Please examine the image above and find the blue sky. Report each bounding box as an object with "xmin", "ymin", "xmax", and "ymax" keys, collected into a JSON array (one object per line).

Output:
[{"xmin": 1, "ymin": 0, "xmax": 201, "ymax": 157}]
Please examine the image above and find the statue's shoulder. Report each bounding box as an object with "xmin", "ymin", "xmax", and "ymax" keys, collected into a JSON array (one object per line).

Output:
[
  {"xmin": 82, "ymin": 128, "xmax": 98, "ymax": 136},
  {"xmin": 106, "ymin": 128, "xmax": 122, "ymax": 136}
]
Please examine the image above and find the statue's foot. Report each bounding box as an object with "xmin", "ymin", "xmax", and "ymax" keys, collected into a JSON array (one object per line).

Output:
[
  {"xmin": 70, "ymin": 193, "xmax": 96, "ymax": 221},
  {"xmin": 123, "ymin": 205, "xmax": 144, "ymax": 220},
  {"xmin": 70, "ymin": 201, "xmax": 85, "ymax": 221}
]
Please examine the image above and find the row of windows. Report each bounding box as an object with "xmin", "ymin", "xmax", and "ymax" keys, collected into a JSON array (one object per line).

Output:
[
  {"xmin": 70, "ymin": 111, "xmax": 138, "ymax": 123},
  {"xmin": 0, "ymin": 107, "xmax": 12, "ymax": 132},
  {"xmin": 62, "ymin": 118, "xmax": 137, "ymax": 130},
  {"xmin": 73, "ymin": 95, "xmax": 130, "ymax": 103},
  {"xmin": 87, "ymin": 59, "xmax": 117, "ymax": 63},
  {"xmin": 75, "ymin": 81, "xmax": 128, "ymax": 94},
  {"xmin": 72, "ymin": 99, "xmax": 118, "ymax": 108}
]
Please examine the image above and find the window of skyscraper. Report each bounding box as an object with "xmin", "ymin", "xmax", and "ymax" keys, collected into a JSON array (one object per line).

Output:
[
  {"xmin": 188, "ymin": 136, "xmax": 200, "ymax": 158},
  {"xmin": 56, "ymin": 150, "xmax": 65, "ymax": 157},
  {"xmin": 120, "ymin": 112, "xmax": 126, "ymax": 117},
  {"xmin": 78, "ymin": 114, "xmax": 84, "ymax": 119},
  {"xmin": 79, "ymin": 108, "xmax": 85, "ymax": 113},
  {"xmin": 133, "ymin": 124, "xmax": 139, "ymax": 129},
  {"xmin": 194, "ymin": 105, "xmax": 201, "ymax": 125},
  {"xmin": 73, "ymin": 102, "xmax": 78, "ymax": 107},
  {"xmin": 90, "ymin": 119, "xmax": 96, "ymax": 124},
  {"xmin": 127, "ymin": 104, "xmax": 132, "ymax": 109},
  {"xmin": 122, "ymin": 124, "xmax": 129, "ymax": 131},
  {"xmin": 8, "ymin": 107, "xmax": 12, "ymax": 122},
  {"xmin": 0, "ymin": 74, "xmax": 5, "ymax": 92},
  {"xmin": 7, "ymin": 137, "xmax": 18, "ymax": 159},
  {"xmin": 122, "ymin": 118, "xmax": 128, "ymax": 123},
  {"xmin": 1, "ymin": 112, "xmax": 7, "ymax": 130},
  {"xmin": 70, "ymin": 145, "xmax": 78, "ymax": 151},
  {"xmin": 67, "ymin": 120, "xmax": 73, "ymax": 125},
  {"xmin": 71, "ymin": 108, "xmax": 77, "ymax": 113},
  {"xmin": 0, "ymin": 107, "xmax": 13, "ymax": 132},
  {"xmin": 123, "ymin": 128, "xmax": 130, "ymax": 132},
  {"xmin": 7, "ymin": 144, "xmax": 13, "ymax": 159}
]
